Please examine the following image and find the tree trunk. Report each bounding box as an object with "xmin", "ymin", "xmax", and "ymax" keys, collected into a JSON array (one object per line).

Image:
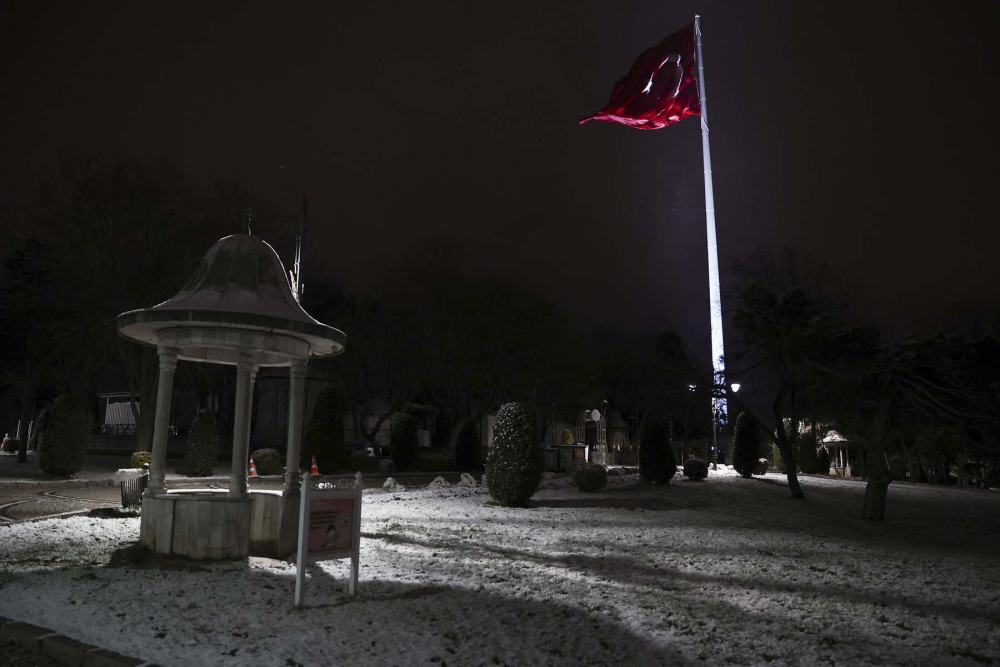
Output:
[
  {"xmin": 984, "ymin": 457, "xmax": 997, "ymax": 490},
  {"xmin": 17, "ymin": 353, "xmax": 32, "ymax": 464},
  {"xmin": 900, "ymin": 437, "xmax": 916, "ymax": 484},
  {"xmin": 136, "ymin": 350, "xmax": 158, "ymax": 452},
  {"xmin": 862, "ymin": 477, "xmax": 890, "ymax": 520},
  {"xmin": 772, "ymin": 388, "xmax": 805, "ymax": 499},
  {"xmin": 862, "ymin": 448, "xmax": 892, "ymax": 520},
  {"xmin": 778, "ymin": 439, "xmax": 805, "ymax": 498}
]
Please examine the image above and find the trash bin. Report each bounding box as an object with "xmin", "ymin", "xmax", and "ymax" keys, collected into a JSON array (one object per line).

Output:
[{"xmin": 379, "ymin": 459, "xmax": 394, "ymax": 476}]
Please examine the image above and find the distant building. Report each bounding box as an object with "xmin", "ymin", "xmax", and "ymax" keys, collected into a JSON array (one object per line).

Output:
[
  {"xmin": 251, "ymin": 366, "xmax": 337, "ymax": 450},
  {"xmin": 343, "ymin": 400, "xmax": 438, "ymax": 456}
]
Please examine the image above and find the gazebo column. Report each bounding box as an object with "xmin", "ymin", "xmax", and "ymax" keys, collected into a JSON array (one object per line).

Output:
[
  {"xmin": 230, "ymin": 352, "xmax": 258, "ymax": 496},
  {"xmin": 283, "ymin": 358, "xmax": 308, "ymax": 494},
  {"xmin": 149, "ymin": 347, "xmax": 178, "ymax": 494}
]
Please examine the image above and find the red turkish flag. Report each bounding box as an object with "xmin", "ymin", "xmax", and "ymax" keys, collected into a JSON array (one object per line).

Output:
[{"xmin": 580, "ymin": 23, "xmax": 700, "ymax": 130}]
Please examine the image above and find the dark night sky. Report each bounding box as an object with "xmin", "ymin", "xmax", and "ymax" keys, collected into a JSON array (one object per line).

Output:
[{"xmin": 2, "ymin": 1, "xmax": 998, "ymax": 361}]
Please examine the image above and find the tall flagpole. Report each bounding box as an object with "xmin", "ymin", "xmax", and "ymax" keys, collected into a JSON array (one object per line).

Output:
[{"xmin": 694, "ymin": 15, "xmax": 726, "ymax": 469}]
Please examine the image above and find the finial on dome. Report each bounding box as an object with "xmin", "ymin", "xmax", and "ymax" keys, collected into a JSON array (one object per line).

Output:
[{"xmin": 242, "ymin": 206, "xmax": 252, "ymax": 235}]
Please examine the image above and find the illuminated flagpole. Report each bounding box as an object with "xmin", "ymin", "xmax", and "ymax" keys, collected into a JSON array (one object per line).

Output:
[{"xmin": 694, "ymin": 15, "xmax": 726, "ymax": 468}]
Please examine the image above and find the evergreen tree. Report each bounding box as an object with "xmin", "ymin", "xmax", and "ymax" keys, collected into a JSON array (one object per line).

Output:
[
  {"xmin": 455, "ymin": 420, "xmax": 480, "ymax": 470},
  {"xmin": 39, "ymin": 393, "xmax": 87, "ymax": 477},
  {"xmin": 798, "ymin": 434, "xmax": 819, "ymax": 474},
  {"xmin": 638, "ymin": 420, "xmax": 677, "ymax": 484},
  {"xmin": 185, "ymin": 409, "xmax": 220, "ymax": 477},
  {"xmin": 486, "ymin": 402, "xmax": 542, "ymax": 507},
  {"xmin": 816, "ymin": 447, "xmax": 831, "ymax": 475},
  {"xmin": 732, "ymin": 412, "xmax": 762, "ymax": 478},
  {"xmin": 390, "ymin": 414, "xmax": 419, "ymax": 471},
  {"xmin": 303, "ymin": 384, "xmax": 348, "ymax": 473}
]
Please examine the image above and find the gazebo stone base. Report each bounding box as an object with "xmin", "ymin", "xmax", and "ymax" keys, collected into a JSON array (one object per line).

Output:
[
  {"xmin": 140, "ymin": 491, "xmax": 252, "ymax": 560},
  {"xmin": 248, "ymin": 490, "xmax": 300, "ymax": 559},
  {"xmin": 139, "ymin": 489, "xmax": 301, "ymax": 560}
]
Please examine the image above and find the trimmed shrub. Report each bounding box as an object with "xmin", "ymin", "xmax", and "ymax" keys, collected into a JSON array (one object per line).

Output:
[
  {"xmin": 185, "ymin": 409, "xmax": 219, "ymax": 477},
  {"xmin": 638, "ymin": 420, "xmax": 677, "ymax": 484},
  {"xmin": 817, "ymin": 447, "xmax": 831, "ymax": 474},
  {"xmin": 683, "ymin": 458, "xmax": 708, "ymax": 480},
  {"xmin": 39, "ymin": 393, "xmax": 88, "ymax": 477},
  {"xmin": 349, "ymin": 451, "xmax": 380, "ymax": 474},
  {"xmin": 798, "ymin": 436, "xmax": 819, "ymax": 474},
  {"xmin": 1, "ymin": 438, "xmax": 20, "ymax": 453},
  {"xmin": 772, "ymin": 444, "xmax": 792, "ymax": 473},
  {"xmin": 251, "ymin": 448, "xmax": 282, "ymax": 475},
  {"xmin": 486, "ymin": 402, "xmax": 543, "ymax": 507},
  {"xmin": 391, "ymin": 414, "xmax": 419, "ymax": 471},
  {"xmin": 560, "ymin": 428, "xmax": 575, "ymax": 445},
  {"xmin": 573, "ymin": 463, "xmax": 607, "ymax": 492},
  {"xmin": 130, "ymin": 451, "xmax": 152, "ymax": 468},
  {"xmin": 28, "ymin": 408, "xmax": 50, "ymax": 452},
  {"xmin": 455, "ymin": 420, "xmax": 480, "ymax": 470},
  {"xmin": 302, "ymin": 385, "xmax": 348, "ymax": 473},
  {"xmin": 732, "ymin": 412, "xmax": 762, "ymax": 479}
]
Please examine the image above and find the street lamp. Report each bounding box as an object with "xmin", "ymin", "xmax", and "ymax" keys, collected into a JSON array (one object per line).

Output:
[
  {"xmin": 551, "ymin": 402, "xmax": 556, "ymax": 446},
  {"xmin": 601, "ymin": 400, "xmax": 609, "ymax": 465},
  {"xmin": 714, "ymin": 382, "xmax": 742, "ymax": 469},
  {"xmin": 627, "ymin": 415, "xmax": 637, "ymax": 463},
  {"xmin": 711, "ymin": 396, "xmax": 719, "ymax": 471}
]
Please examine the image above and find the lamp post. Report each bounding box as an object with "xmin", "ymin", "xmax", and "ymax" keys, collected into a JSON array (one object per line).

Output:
[
  {"xmin": 551, "ymin": 403, "xmax": 556, "ymax": 446},
  {"xmin": 601, "ymin": 399, "xmax": 609, "ymax": 466},
  {"xmin": 627, "ymin": 415, "xmax": 637, "ymax": 464},
  {"xmin": 714, "ymin": 382, "xmax": 742, "ymax": 470},
  {"xmin": 476, "ymin": 389, "xmax": 489, "ymax": 459},
  {"xmin": 711, "ymin": 397, "xmax": 719, "ymax": 471},
  {"xmin": 709, "ymin": 381, "xmax": 742, "ymax": 471}
]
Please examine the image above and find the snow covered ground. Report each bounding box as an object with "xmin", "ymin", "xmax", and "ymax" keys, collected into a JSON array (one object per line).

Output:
[{"xmin": 1, "ymin": 470, "xmax": 998, "ymax": 666}]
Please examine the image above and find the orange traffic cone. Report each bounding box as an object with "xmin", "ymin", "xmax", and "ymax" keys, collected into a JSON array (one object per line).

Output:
[
  {"xmin": 248, "ymin": 456, "xmax": 259, "ymax": 479},
  {"xmin": 310, "ymin": 455, "xmax": 320, "ymax": 476}
]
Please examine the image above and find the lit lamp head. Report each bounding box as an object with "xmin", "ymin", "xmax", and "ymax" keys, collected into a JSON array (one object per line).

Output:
[{"xmin": 730, "ymin": 383, "xmax": 741, "ymax": 393}]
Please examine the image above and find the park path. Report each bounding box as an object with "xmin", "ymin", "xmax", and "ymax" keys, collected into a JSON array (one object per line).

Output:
[{"xmin": 1, "ymin": 453, "xmax": 471, "ymax": 523}]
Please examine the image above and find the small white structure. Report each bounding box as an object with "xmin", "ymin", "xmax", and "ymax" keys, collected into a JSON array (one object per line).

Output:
[
  {"xmin": 575, "ymin": 409, "xmax": 607, "ymax": 465},
  {"xmin": 117, "ymin": 233, "xmax": 345, "ymax": 559},
  {"xmin": 822, "ymin": 429, "xmax": 852, "ymax": 477}
]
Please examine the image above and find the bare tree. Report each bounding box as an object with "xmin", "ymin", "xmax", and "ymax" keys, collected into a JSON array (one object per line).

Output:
[{"xmin": 1, "ymin": 153, "xmax": 233, "ymax": 452}]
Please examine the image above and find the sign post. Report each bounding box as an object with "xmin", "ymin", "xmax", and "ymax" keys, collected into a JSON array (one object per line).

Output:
[{"xmin": 294, "ymin": 470, "xmax": 363, "ymax": 607}]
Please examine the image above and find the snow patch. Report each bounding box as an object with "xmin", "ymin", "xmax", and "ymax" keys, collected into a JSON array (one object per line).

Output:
[{"xmin": 1, "ymin": 472, "xmax": 998, "ymax": 666}]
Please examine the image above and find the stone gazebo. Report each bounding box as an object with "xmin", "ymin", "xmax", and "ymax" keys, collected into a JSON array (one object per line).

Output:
[{"xmin": 117, "ymin": 233, "xmax": 345, "ymax": 559}]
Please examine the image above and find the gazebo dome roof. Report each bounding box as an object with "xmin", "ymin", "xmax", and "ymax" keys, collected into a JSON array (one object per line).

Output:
[{"xmin": 117, "ymin": 234, "xmax": 345, "ymax": 366}]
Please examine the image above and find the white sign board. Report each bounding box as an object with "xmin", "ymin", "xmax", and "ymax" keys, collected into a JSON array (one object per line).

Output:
[{"xmin": 295, "ymin": 470, "xmax": 363, "ymax": 606}]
